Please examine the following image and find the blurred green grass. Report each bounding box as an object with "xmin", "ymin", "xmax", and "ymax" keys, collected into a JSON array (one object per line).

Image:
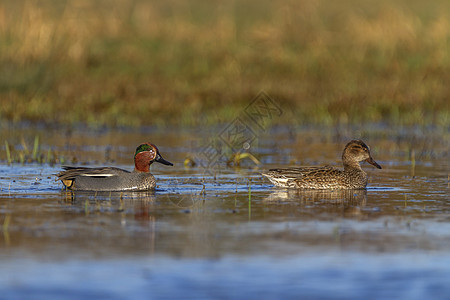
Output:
[{"xmin": 0, "ymin": 0, "xmax": 448, "ymax": 127}]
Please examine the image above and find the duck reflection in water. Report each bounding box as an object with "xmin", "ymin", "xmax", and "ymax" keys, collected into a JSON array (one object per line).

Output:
[{"xmin": 263, "ymin": 189, "xmax": 368, "ymax": 216}]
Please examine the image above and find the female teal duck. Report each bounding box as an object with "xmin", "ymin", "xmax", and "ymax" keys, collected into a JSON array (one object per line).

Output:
[
  {"xmin": 57, "ymin": 143, "xmax": 173, "ymax": 191},
  {"xmin": 262, "ymin": 140, "xmax": 382, "ymax": 189}
]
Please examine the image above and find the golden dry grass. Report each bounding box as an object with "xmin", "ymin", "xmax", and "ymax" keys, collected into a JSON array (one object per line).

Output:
[{"xmin": 0, "ymin": 0, "xmax": 449, "ymax": 127}]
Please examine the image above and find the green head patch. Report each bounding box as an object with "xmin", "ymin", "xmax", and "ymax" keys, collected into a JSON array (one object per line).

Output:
[{"xmin": 135, "ymin": 143, "xmax": 154, "ymax": 158}]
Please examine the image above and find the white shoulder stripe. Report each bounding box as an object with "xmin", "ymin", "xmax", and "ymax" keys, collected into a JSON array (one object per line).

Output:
[{"xmin": 81, "ymin": 174, "xmax": 116, "ymax": 177}]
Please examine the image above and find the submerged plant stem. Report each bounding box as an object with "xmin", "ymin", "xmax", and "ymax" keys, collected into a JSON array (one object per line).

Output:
[{"xmin": 248, "ymin": 179, "xmax": 252, "ymax": 220}]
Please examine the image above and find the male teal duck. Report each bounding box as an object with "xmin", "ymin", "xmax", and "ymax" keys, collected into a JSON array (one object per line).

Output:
[
  {"xmin": 262, "ymin": 140, "xmax": 381, "ymax": 189},
  {"xmin": 57, "ymin": 143, "xmax": 173, "ymax": 191}
]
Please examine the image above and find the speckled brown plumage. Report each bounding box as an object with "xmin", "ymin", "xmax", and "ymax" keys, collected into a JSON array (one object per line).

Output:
[{"xmin": 262, "ymin": 140, "xmax": 382, "ymax": 189}]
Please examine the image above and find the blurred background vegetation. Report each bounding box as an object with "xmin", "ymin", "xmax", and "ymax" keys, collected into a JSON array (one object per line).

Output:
[{"xmin": 0, "ymin": 0, "xmax": 448, "ymax": 127}]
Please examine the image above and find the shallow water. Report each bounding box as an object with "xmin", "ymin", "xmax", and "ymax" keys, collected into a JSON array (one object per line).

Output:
[{"xmin": 0, "ymin": 124, "xmax": 449, "ymax": 299}]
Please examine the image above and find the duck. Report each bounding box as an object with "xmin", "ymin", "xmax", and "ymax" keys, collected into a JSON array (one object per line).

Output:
[
  {"xmin": 56, "ymin": 142, "xmax": 173, "ymax": 191},
  {"xmin": 262, "ymin": 140, "xmax": 381, "ymax": 189}
]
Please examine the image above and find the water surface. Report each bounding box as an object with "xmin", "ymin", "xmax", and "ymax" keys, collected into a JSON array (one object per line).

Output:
[{"xmin": 0, "ymin": 125, "xmax": 449, "ymax": 299}]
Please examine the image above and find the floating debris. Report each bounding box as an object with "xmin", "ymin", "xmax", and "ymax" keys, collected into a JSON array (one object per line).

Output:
[{"xmin": 227, "ymin": 152, "xmax": 260, "ymax": 167}]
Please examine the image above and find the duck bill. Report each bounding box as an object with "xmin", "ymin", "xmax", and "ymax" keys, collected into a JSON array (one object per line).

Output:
[
  {"xmin": 155, "ymin": 154, "xmax": 173, "ymax": 166},
  {"xmin": 365, "ymin": 157, "xmax": 382, "ymax": 169}
]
